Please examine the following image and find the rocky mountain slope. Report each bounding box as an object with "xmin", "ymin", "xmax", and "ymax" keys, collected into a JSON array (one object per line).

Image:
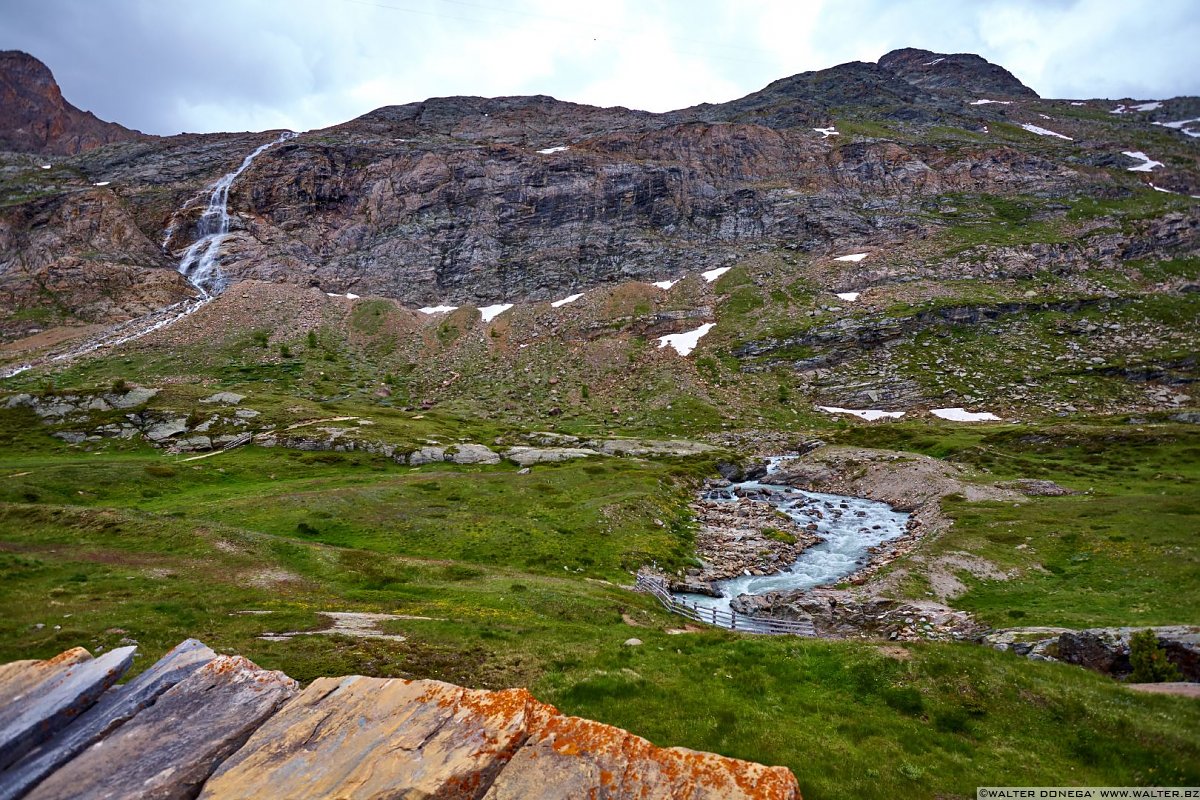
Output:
[
  {"xmin": 0, "ymin": 48, "xmax": 1197, "ymax": 418},
  {"xmin": 0, "ymin": 51, "xmax": 146, "ymax": 156}
]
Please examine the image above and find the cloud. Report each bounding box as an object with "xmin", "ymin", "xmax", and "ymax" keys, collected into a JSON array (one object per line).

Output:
[{"xmin": 1, "ymin": 0, "xmax": 1197, "ymax": 135}]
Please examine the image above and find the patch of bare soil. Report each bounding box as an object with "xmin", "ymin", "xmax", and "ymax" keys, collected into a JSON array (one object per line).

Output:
[{"xmin": 0, "ymin": 323, "xmax": 106, "ymax": 355}]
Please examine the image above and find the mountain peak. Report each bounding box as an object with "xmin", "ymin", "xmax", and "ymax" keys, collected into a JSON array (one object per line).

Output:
[
  {"xmin": 0, "ymin": 49, "xmax": 147, "ymax": 155},
  {"xmin": 878, "ymin": 47, "xmax": 1038, "ymax": 98}
]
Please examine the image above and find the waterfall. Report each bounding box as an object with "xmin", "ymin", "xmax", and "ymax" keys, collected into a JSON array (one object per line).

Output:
[
  {"xmin": 0, "ymin": 132, "xmax": 297, "ymax": 378},
  {"xmin": 176, "ymin": 130, "xmax": 296, "ymax": 296}
]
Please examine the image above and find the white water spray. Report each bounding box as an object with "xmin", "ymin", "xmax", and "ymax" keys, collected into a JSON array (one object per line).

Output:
[{"xmin": 177, "ymin": 131, "xmax": 296, "ymax": 296}]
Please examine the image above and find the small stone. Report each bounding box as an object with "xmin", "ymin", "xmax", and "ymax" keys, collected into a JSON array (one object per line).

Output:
[{"xmin": 623, "ymin": 638, "xmax": 643, "ymax": 647}]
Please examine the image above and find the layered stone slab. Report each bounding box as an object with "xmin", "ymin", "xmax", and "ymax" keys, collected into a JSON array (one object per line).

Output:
[
  {"xmin": 0, "ymin": 646, "xmax": 134, "ymax": 772},
  {"xmin": 0, "ymin": 643, "xmax": 799, "ymax": 800},
  {"xmin": 198, "ymin": 677, "xmax": 541, "ymax": 799},
  {"xmin": 0, "ymin": 640, "xmax": 216, "ymax": 800},
  {"xmin": 24, "ymin": 655, "xmax": 296, "ymax": 800}
]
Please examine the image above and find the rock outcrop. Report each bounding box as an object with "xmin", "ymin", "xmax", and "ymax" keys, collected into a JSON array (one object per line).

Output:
[
  {"xmin": 0, "ymin": 642, "xmax": 801, "ymax": 800},
  {"xmin": 877, "ymin": 47, "xmax": 1039, "ymax": 98},
  {"xmin": 985, "ymin": 625, "xmax": 1200, "ymax": 680},
  {"xmin": 0, "ymin": 51, "xmax": 147, "ymax": 155}
]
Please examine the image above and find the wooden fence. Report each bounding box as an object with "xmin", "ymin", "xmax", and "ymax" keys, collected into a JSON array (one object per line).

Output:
[{"xmin": 635, "ymin": 574, "xmax": 815, "ymax": 637}]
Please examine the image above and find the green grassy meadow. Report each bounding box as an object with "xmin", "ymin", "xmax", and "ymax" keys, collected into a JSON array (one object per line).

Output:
[{"xmin": 0, "ymin": 405, "xmax": 1197, "ymax": 799}]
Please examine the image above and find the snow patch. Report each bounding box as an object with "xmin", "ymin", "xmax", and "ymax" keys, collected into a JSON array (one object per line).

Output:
[
  {"xmin": 1149, "ymin": 184, "xmax": 1177, "ymax": 194},
  {"xmin": 325, "ymin": 292, "xmax": 360, "ymax": 299},
  {"xmin": 817, "ymin": 406, "xmax": 904, "ymax": 421},
  {"xmin": 1122, "ymin": 151, "xmax": 1163, "ymax": 172},
  {"xmin": 969, "ymin": 99, "xmax": 1011, "ymax": 106},
  {"xmin": 1019, "ymin": 123, "xmax": 1072, "ymax": 140},
  {"xmin": 701, "ymin": 267, "xmax": 730, "ymax": 283},
  {"xmin": 40, "ymin": 164, "xmax": 51, "ymax": 169},
  {"xmin": 478, "ymin": 303, "xmax": 513, "ymax": 322},
  {"xmin": 652, "ymin": 279, "xmax": 680, "ymax": 290},
  {"xmin": 550, "ymin": 293, "xmax": 583, "ymax": 308},
  {"xmin": 931, "ymin": 408, "xmax": 1001, "ymax": 422},
  {"xmin": 93, "ymin": 181, "xmax": 110, "ymax": 186},
  {"xmin": 1070, "ymin": 102, "xmax": 1085, "ymax": 106},
  {"xmin": 813, "ymin": 127, "xmax": 839, "ymax": 138},
  {"xmin": 537, "ymin": 146, "xmax": 569, "ymax": 154},
  {"xmin": 834, "ymin": 253, "xmax": 869, "ymax": 262},
  {"xmin": 656, "ymin": 322, "xmax": 715, "ymax": 356},
  {"xmin": 1110, "ymin": 105, "xmax": 1127, "ymax": 114},
  {"xmin": 1153, "ymin": 117, "xmax": 1200, "ymax": 140},
  {"xmin": 1132, "ymin": 101, "xmax": 1162, "ymax": 111},
  {"xmin": 924, "ymin": 57, "xmax": 944, "ymax": 66},
  {"xmin": 835, "ymin": 292, "xmax": 860, "ymax": 302},
  {"xmin": 418, "ymin": 305, "xmax": 458, "ymax": 315}
]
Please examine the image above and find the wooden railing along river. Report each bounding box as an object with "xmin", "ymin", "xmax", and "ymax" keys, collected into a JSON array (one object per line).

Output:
[{"xmin": 635, "ymin": 573, "xmax": 816, "ymax": 636}]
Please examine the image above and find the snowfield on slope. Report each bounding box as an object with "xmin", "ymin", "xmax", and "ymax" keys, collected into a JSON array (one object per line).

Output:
[
  {"xmin": 1020, "ymin": 123, "xmax": 1072, "ymax": 140},
  {"xmin": 656, "ymin": 323, "xmax": 715, "ymax": 356},
  {"xmin": 551, "ymin": 293, "xmax": 583, "ymax": 308},
  {"xmin": 817, "ymin": 406, "xmax": 904, "ymax": 421},
  {"xmin": 931, "ymin": 408, "xmax": 1001, "ymax": 422}
]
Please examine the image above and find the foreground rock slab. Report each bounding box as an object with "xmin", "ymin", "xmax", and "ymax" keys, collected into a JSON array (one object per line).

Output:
[
  {"xmin": 1, "ymin": 643, "xmax": 798, "ymax": 800},
  {"xmin": 199, "ymin": 677, "xmax": 540, "ymax": 799},
  {"xmin": 485, "ymin": 707, "xmax": 800, "ymax": 800},
  {"xmin": 0, "ymin": 646, "xmax": 134, "ymax": 772},
  {"xmin": 25, "ymin": 655, "xmax": 297, "ymax": 800},
  {"xmin": 0, "ymin": 640, "xmax": 216, "ymax": 800},
  {"xmin": 200, "ymin": 674, "xmax": 798, "ymax": 800}
]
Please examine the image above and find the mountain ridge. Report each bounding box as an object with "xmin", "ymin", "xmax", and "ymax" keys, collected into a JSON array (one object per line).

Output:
[{"xmin": 0, "ymin": 50, "xmax": 147, "ymax": 155}]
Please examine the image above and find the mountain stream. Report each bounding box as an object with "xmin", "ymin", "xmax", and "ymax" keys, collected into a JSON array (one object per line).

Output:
[{"xmin": 672, "ymin": 458, "xmax": 909, "ymax": 614}]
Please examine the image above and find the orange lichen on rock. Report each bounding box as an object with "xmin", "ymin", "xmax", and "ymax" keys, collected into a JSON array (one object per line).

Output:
[
  {"xmin": 197, "ymin": 674, "xmax": 799, "ymax": 800},
  {"xmin": 485, "ymin": 707, "xmax": 800, "ymax": 800},
  {"xmin": 197, "ymin": 676, "xmax": 541, "ymax": 800}
]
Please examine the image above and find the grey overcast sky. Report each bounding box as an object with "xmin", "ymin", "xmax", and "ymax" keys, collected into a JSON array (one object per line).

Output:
[{"xmin": 2, "ymin": 0, "xmax": 1198, "ymax": 135}]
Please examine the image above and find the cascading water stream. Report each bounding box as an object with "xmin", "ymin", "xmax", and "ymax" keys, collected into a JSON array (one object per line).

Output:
[
  {"xmin": 0, "ymin": 132, "xmax": 294, "ymax": 379},
  {"xmin": 672, "ymin": 457, "xmax": 909, "ymax": 616},
  {"xmin": 176, "ymin": 130, "xmax": 296, "ymax": 296}
]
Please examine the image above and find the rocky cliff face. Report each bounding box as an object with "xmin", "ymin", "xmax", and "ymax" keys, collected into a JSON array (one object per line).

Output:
[
  {"xmin": 877, "ymin": 47, "xmax": 1039, "ymax": 98},
  {"xmin": 0, "ymin": 641, "xmax": 800, "ymax": 800},
  {"xmin": 0, "ymin": 45, "xmax": 1113, "ymax": 320},
  {"xmin": 0, "ymin": 51, "xmax": 146, "ymax": 156},
  {"xmin": 0, "ymin": 48, "xmax": 1197, "ymax": 416}
]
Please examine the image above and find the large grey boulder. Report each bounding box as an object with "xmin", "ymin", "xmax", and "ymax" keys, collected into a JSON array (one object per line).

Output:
[
  {"xmin": 0, "ymin": 640, "xmax": 216, "ymax": 800},
  {"xmin": 448, "ymin": 444, "xmax": 500, "ymax": 465},
  {"xmin": 0, "ymin": 647, "xmax": 134, "ymax": 772},
  {"xmin": 503, "ymin": 446, "xmax": 596, "ymax": 467},
  {"xmin": 591, "ymin": 438, "xmax": 715, "ymax": 458},
  {"xmin": 25, "ymin": 656, "xmax": 296, "ymax": 800},
  {"xmin": 199, "ymin": 392, "xmax": 244, "ymax": 405},
  {"xmin": 407, "ymin": 446, "xmax": 446, "ymax": 465},
  {"xmin": 106, "ymin": 388, "xmax": 158, "ymax": 409},
  {"xmin": 144, "ymin": 418, "xmax": 188, "ymax": 442}
]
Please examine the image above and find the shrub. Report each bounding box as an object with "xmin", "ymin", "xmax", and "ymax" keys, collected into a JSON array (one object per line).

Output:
[
  {"xmin": 111, "ymin": 378, "xmax": 130, "ymax": 394},
  {"xmin": 1129, "ymin": 629, "xmax": 1181, "ymax": 682}
]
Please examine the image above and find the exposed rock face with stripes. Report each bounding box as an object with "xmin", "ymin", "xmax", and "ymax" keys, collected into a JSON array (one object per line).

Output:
[{"xmin": 0, "ymin": 642, "xmax": 801, "ymax": 800}]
